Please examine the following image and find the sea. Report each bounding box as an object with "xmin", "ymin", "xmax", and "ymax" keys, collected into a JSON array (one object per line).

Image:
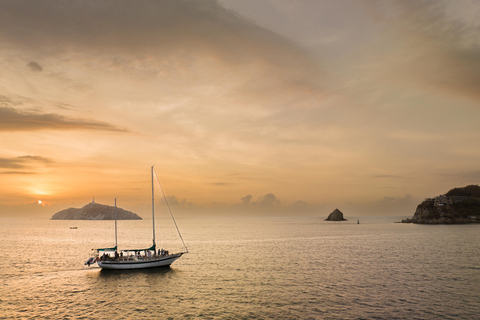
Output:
[{"xmin": 1, "ymin": 215, "xmax": 479, "ymax": 319}]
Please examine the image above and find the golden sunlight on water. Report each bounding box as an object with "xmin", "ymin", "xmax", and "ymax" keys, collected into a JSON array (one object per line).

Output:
[{"xmin": 1, "ymin": 217, "xmax": 479, "ymax": 319}]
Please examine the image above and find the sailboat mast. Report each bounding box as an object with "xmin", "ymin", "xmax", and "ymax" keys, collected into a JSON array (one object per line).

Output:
[
  {"xmin": 151, "ymin": 166, "xmax": 156, "ymax": 249},
  {"xmin": 114, "ymin": 198, "xmax": 118, "ymax": 250}
]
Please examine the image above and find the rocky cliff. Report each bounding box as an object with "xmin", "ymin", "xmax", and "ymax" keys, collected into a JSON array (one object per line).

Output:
[
  {"xmin": 402, "ymin": 185, "xmax": 480, "ymax": 224},
  {"xmin": 325, "ymin": 208, "xmax": 347, "ymax": 221},
  {"xmin": 51, "ymin": 202, "xmax": 142, "ymax": 220}
]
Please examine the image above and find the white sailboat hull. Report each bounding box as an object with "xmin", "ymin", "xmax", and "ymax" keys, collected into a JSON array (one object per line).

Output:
[{"xmin": 97, "ymin": 253, "xmax": 183, "ymax": 270}]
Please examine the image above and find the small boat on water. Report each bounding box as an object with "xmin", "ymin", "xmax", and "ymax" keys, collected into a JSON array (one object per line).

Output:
[
  {"xmin": 70, "ymin": 227, "xmax": 77, "ymax": 229},
  {"xmin": 86, "ymin": 166, "xmax": 188, "ymax": 270}
]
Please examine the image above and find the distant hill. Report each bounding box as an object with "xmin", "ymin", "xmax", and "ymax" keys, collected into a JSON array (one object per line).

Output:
[
  {"xmin": 402, "ymin": 185, "xmax": 480, "ymax": 224},
  {"xmin": 51, "ymin": 202, "xmax": 142, "ymax": 220}
]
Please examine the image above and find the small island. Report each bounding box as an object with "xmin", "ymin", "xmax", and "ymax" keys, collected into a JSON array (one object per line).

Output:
[
  {"xmin": 325, "ymin": 208, "xmax": 347, "ymax": 221},
  {"xmin": 402, "ymin": 185, "xmax": 480, "ymax": 224},
  {"xmin": 51, "ymin": 200, "xmax": 142, "ymax": 220}
]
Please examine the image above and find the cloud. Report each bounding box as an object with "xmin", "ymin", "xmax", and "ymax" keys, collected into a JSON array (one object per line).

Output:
[
  {"xmin": 0, "ymin": 95, "xmax": 20, "ymax": 107},
  {"xmin": 163, "ymin": 195, "xmax": 197, "ymax": 208},
  {"xmin": 0, "ymin": 155, "xmax": 53, "ymax": 174},
  {"xmin": 0, "ymin": 0, "xmax": 323, "ymax": 104},
  {"xmin": 210, "ymin": 182, "xmax": 231, "ymax": 186},
  {"xmin": 0, "ymin": 171, "xmax": 37, "ymax": 175},
  {"xmin": 371, "ymin": 0, "xmax": 480, "ymax": 102},
  {"xmin": 0, "ymin": 107, "xmax": 128, "ymax": 132},
  {"xmin": 0, "ymin": 0, "xmax": 325, "ymax": 169},
  {"xmin": 27, "ymin": 61, "xmax": 43, "ymax": 72},
  {"xmin": 241, "ymin": 195, "xmax": 252, "ymax": 204},
  {"xmin": 165, "ymin": 196, "xmax": 180, "ymax": 206},
  {"xmin": 17, "ymin": 155, "xmax": 53, "ymax": 164},
  {"xmin": 0, "ymin": 0, "xmax": 315, "ymax": 59},
  {"xmin": 254, "ymin": 193, "xmax": 281, "ymax": 206},
  {"xmin": 0, "ymin": 158, "xmax": 26, "ymax": 169}
]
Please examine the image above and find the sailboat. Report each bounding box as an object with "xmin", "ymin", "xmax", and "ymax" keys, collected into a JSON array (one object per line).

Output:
[{"xmin": 87, "ymin": 166, "xmax": 188, "ymax": 270}]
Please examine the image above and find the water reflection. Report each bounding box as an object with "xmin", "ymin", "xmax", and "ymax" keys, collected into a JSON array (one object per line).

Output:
[
  {"xmin": 98, "ymin": 266, "xmax": 176, "ymax": 278},
  {"xmin": 92, "ymin": 266, "xmax": 180, "ymax": 295}
]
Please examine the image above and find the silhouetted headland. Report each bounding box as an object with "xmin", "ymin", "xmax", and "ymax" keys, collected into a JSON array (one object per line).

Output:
[
  {"xmin": 51, "ymin": 202, "xmax": 142, "ymax": 220},
  {"xmin": 402, "ymin": 185, "xmax": 480, "ymax": 224},
  {"xmin": 325, "ymin": 208, "xmax": 347, "ymax": 221}
]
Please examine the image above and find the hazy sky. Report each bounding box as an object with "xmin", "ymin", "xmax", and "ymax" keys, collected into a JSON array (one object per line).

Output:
[{"xmin": 1, "ymin": 0, "xmax": 479, "ymax": 218}]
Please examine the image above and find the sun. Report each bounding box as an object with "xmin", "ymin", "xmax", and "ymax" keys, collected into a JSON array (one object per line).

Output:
[{"xmin": 38, "ymin": 200, "xmax": 42, "ymax": 204}]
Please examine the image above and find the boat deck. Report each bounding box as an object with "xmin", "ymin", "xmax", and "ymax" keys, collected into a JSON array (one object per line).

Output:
[{"xmin": 97, "ymin": 254, "xmax": 176, "ymax": 262}]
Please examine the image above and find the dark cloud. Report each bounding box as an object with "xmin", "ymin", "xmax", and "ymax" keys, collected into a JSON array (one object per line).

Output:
[
  {"xmin": 0, "ymin": 0, "xmax": 306, "ymax": 57},
  {"xmin": 373, "ymin": 0, "xmax": 480, "ymax": 102},
  {"xmin": 27, "ymin": 61, "xmax": 43, "ymax": 72},
  {"xmin": 371, "ymin": 174, "xmax": 400, "ymax": 179},
  {"xmin": 0, "ymin": 171, "xmax": 36, "ymax": 175},
  {"xmin": 0, "ymin": 155, "xmax": 53, "ymax": 174},
  {"xmin": 0, "ymin": 0, "xmax": 323, "ymax": 98},
  {"xmin": 211, "ymin": 182, "xmax": 231, "ymax": 186},
  {"xmin": 0, "ymin": 158, "xmax": 25, "ymax": 169},
  {"xmin": 0, "ymin": 107, "xmax": 128, "ymax": 132}
]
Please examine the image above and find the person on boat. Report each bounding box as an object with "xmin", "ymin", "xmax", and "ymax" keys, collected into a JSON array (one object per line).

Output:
[{"xmin": 86, "ymin": 257, "xmax": 93, "ymax": 266}]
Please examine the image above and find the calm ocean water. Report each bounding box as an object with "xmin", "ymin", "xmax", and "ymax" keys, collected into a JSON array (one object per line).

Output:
[{"xmin": 1, "ymin": 215, "xmax": 479, "ymax": 319}]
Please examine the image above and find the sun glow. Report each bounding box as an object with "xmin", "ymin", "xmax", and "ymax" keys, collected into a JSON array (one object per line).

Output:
[{"xmin": 38, "ymin": 200, "xmax": 42, "ymax": 204}]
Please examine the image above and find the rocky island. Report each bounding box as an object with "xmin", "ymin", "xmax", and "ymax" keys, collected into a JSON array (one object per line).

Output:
[
  {"xmin": 402, "ymin": 185, "xmax": 480, "ymax": 224},
  {"xmin": 51, "ymin": 201, "xmax": 142, "ymax": 220},
  {"xmin": 325, "ymin": 208, "xmax": 347, "ymax": 221}
]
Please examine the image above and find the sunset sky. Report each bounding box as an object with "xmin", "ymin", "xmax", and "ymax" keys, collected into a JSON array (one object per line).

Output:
[{"xmin": 1, "ymin": 0, "xmax": 479, "ymax": 218}]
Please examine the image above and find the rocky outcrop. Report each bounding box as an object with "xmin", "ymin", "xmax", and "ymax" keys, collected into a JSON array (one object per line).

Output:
[
  {"xmin": 402, "ymin": 185, "xmax": 480, "ymax": 224},
  {"xmin": 51, "ymin": 202, "xmax": 142, "ymax": 220},
  {"xmin": 325, "ymin": 208, "xmax": 347, "ymax": 221}
]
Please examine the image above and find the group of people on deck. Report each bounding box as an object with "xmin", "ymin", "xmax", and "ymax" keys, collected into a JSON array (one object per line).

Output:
[
  {"xmin": 158, "ymin": 248, "xmax": 169, "ymax": 256},
  {"xmin": 134, "ymin": 248, "xmax": 170, "ymax": 258},
  {"xmin": 98, "ymin": 248, "xmax": 170, "ymax": 261}
]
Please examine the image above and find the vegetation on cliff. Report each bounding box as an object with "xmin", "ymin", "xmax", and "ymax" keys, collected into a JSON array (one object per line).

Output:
[{"xmin": 445, "ymin": 185, "xmax": 480, "ymax": 197}]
